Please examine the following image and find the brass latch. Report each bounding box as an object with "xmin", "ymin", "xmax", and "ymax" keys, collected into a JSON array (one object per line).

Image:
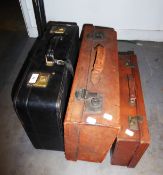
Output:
[
  {"xmin": 50, "ymin": 26, "xmax": 66, "ymax": 34},
  {"xmin": 87, "ymin": 32, "xmax": 104, "ymax": 40},
  {"xmin": 75, "ymin": 88, "xmax": 103, "ymax": 112},
  {"xmin": 45, "ymin": 48, "xmax": 65, "ymax": 67},
  {"xmin": 45, "ymin": 55, "xmax": 55, "ymax": 66},
  {"xmin": 128, "ymin": 116, "xmax": 143, "ymax": 130},
  {"xmin": 45, "ymin": 55, "xmax": 65, "ymax": 67}
]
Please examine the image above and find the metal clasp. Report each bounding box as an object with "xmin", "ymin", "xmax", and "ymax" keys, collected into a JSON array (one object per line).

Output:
[
  {"xmin": 45, "ymin": 55, "xmax": 55, "ymax": 66},
  {"xmin": 128, "ymin": 116, "xmax": 143, "ymax": 130},
  {"xmin": 45, "ymin": 54, "xmax": 65, "ymax": 67},
  {"xmin": 50, "ymin": 26, "xmax": 66, "ymax": 34},
  {"xmin": 75, "ymin": 89, "xmax": 103, "ymax": 112},
  {"xmin": 125, "ymin": 59, "xmax": 135, "ymax": 68},
  {"xmin": 87, "ymin": 32, "xmax": 104, "ymax": 40},
  {"xmin": 55, "ymin": 59, "xmax": 65, "ymax": 65}
]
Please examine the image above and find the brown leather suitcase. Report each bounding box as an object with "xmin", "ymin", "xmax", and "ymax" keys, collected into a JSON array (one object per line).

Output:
[
  {"xmin": 111, "ymin": 52, "xmax": 150, "ymax": 167},
  {"xmin": 64, "ymin": 24, "xmax": 120, "ymax": 162}
]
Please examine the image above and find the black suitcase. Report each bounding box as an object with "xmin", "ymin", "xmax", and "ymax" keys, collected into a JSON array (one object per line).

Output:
[{"xmin": 12, "ymin": 21, "xmax": 79, "ymax": 151}]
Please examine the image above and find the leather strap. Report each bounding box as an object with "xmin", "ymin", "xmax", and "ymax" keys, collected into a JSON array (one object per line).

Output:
[
  {"xmin": 91, "ymin": 44, "xmax": 105, "ymax": 84},
  {"xmin": 127, "ymin": 74, "xmax": 136, "ymax": 105}
]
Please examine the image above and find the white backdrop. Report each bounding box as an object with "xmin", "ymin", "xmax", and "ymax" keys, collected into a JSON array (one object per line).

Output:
[{"xmin": 20, "ymin": 0, "xmax": 163, "ymax": 41}]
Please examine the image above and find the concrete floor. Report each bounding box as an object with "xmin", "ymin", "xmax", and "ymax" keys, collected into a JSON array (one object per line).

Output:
[{"xmin": 0, "ymin": 1, "xmax": 163, "ymax": 175}]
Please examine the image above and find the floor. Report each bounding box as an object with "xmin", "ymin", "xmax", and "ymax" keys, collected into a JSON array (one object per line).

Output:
[{"xmin": 0, "ymin": 1, "xmax": 163, "ymax": 175}]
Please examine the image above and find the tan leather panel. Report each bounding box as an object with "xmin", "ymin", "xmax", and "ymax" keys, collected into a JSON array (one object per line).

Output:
[
  {"xmin": 111, "ymin": 52, "xmax": 150, "ymax": 167},
  {"xmin": 64, "ymin": 24, "xmax": 120, "ymax": 162}
]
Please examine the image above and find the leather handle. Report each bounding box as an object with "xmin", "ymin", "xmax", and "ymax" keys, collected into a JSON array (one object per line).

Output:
[
  {"xmin": 127, "ymin": 74, "xmax": 136, "ymax": 105},
  {"xmin": 91, "ymin": 44, "xmax": 105, "ymax": 84}
]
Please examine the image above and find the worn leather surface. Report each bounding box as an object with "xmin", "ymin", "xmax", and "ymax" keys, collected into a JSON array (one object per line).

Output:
[
  {"xmin": 111, "ymin": 52, "xmax": 150, "ymax": 167},
  {"xmin": 64, "ymin": 24, "xmax": 120, "ymax": 162},
  {"xmin": 12, "ymin": 21, "xmax": 79, "ymax": 150}
]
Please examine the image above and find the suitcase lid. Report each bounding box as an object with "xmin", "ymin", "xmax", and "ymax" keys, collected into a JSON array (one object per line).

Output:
[
  {"xmin": 12, "ymin": 23, "xmax": 79, "ymax": 116},
  {"xmin": 65, "ymin": 24, "xmax": 120, "ymax": 128},
  {"xmin": 117, "ymin": 52, "xmax": 150, "ymax": 143}
]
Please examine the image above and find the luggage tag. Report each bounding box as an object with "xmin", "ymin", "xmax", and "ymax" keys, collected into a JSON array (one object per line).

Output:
[
  {"xmin": 27, "ymin": 72, "xmax": 51, "ymax": 88},
  {"xmin": 103, "ymin": 113, "xmax": 113, "ymax": 121},
  {"xmin": 125, "ymin": 129, "xmax": 134, "ymax": 137},
  {"xmin": 86, "ymin": 116, "xmax": 96, "ymax": 125}
]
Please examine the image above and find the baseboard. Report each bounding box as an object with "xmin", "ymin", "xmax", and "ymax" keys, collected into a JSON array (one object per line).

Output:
[
  {"xmin": 19, "ymin": 0, "xmax": 163, "ymax": 41},
  {"xmin": 27, "ymin": 27, "xmax": 38, "ymax": 38},
  {"xmin": 117, "ymin": 29, "xmax": 163, "ymax": 42},
  {"xmin": 28, "ymin": 27, "xmax": 163, "ymax": 42},
  {"xmin": 19, "ymin": 0, "xmax": 38, "ymax": 38}
]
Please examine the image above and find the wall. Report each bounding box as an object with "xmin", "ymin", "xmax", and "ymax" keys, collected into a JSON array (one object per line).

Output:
[
  {"xmin": 20, "ymin": 0, "xmax": 163, "ymax": 41},
  {"xmin": 19, "ymin": 0, "xmax": 37, "ymax": 37}
]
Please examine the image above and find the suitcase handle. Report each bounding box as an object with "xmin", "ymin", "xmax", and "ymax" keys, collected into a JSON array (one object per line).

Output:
[
  {"xmin": 91, "ymin": 44, "xmax": 105, "ymax": 84},
  {"xmin": 127, "ymin": 74, "xmax": 136, "ymax": 105}
]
